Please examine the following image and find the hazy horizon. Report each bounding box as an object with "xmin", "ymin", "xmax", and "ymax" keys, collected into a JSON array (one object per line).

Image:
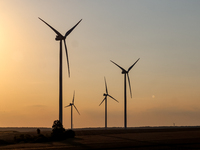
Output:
[{"xmin": 0, "ymin": 0, "xmax": 200, "ymax": 128}]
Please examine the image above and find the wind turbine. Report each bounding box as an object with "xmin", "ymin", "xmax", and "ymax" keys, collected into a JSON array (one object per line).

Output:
[
  {"xmin": 65, "ymin": 91, "xmax": 80, "ymax": 129},
  {"xmin": 110, "ymin": 58, "xmax": 140, "ymax": 128},
  {"xmin": 99, "ymin": 77, "xmax": 119, "ymax": 129},
  {"xmin": 39, "ymin": 17, "xmax": 82, "ymax": 124}
]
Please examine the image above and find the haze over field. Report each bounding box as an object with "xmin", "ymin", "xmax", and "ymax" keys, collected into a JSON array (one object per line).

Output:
[{"xmin": 0, "ymin": 0, "xmax": 200, "ymax": 128}]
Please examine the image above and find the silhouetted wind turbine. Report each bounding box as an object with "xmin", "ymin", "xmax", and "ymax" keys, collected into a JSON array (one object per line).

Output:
[
  {"xmin": 39, "ymin": 17, "xmax": 82, "ymax": 124},
  {"xmin": 99, "ymin": 77, "xmax": 119, "ymax": 129},
  {"xmin": 65, "ymin": 91, "xmax": 80, "ymax": 129},
  {"xmin": 110, "ymin": 58, "xmax": 140, "ymax": 129}
]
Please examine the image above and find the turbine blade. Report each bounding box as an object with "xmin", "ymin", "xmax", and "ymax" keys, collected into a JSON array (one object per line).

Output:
[
  {"xmin": 104, "ymin": 77, "xmax": 108, "ymax": 94},
  {"xmin": 99, "ymin": 97, "xmax": 106, "ymax": 106},
  {"xmin": 108, "ymin": 94, "xmax": 119, "ymax": 103},
  {"xmin": 72, "ymin": 91, "xmax": 75, "ymax": 104},
  {"xmin": 65, "ymin": 19, "xmax": 82, "ymax": 38},
  {"xmin": 73, "ymin": 105, "xmax": 80, "ymax": 115},
  {"xmin": 128, "ymin": 58, "xmax": 140, "ymax": 72},
  {"xmin": 64, "ymin": 40, "xmax": 70, "ymax": 77},
  {"xmin": 65, "ymin": 104, "xmax": 71, "ymax": 108},
  {"xmin": 38, "ymin": 17, "xmax": 63, "ymax": 37},
  {"xmin": 127, "ymin": 73, "xmax": 132, "ymax": 98},
  {"xmin": 110, "ymin": 60, "xmax": 126, "ymax": 72}
]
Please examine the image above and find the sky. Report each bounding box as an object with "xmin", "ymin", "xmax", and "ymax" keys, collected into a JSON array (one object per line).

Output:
[{"xmin": 0, "ymin": 0, "xmax": 200, "ymax": 128}]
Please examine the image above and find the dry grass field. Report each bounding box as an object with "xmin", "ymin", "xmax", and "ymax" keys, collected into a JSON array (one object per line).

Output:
[{"xmin": 0, "ymin": 127, "xmax": 200, "ymax": 149}]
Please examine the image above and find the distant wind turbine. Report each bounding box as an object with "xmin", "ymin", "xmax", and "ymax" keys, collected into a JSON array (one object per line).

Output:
[
  {"xmin": 110, "ymin": 58, "xmax": 140, "ymax": 128},
  {"xmin": 65, "ymin": 91, "xmax": 80, "ymax": 129},
  {"xmin": 39, "ymin": 17, "xmax": 82, "ymax": 124},
  {"xmin": 99, "ymin": 77, "xmax": 119, "ymax": 129}
]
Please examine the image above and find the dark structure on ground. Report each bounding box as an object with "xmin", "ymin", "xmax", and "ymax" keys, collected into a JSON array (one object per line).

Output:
[{"xmin": 37, "ymin": 128, "xmax": 40, "ymax": 135}]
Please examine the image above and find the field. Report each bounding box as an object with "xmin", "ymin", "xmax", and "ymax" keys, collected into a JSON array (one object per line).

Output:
[{"xmin": 0, "ymin": 127, "xmax": 200, "ymax": 149}]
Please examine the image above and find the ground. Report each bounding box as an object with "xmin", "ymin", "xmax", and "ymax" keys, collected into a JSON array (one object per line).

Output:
[{"xmin": 0, "ymin": 127, "xmax": 200, "ymax": 149}]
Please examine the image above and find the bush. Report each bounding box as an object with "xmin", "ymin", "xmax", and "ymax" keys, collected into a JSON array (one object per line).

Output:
[
  {"xmin": 24, "ymin": 134, "xmax": 33, "ymax": 143},
  {"xmin": 0, "ymin": 139, "xmax": 9, "ymax": 145},
  {"xmin": 65, "ymin": 129, "xmax": 75, "ymax": 138},
  {"xmin": 20, "ymin": 134, "xmax": 25, "ymax": 141},
  {"xmin": 51, "ymin": 120, "xmax": 65, "ymax": 140},
  {"xmin": 14, "ymin": 134, "xmax": 34, "ymax": 143},
  {"xmin": 34, "ymin": 134, "xmax": 48, "ymax": 143}
]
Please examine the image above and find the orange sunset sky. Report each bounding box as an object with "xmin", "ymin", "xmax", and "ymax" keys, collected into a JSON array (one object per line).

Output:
[{"xmin": 0, "ymin": 0, "xmax": 200, "ymax": 128}]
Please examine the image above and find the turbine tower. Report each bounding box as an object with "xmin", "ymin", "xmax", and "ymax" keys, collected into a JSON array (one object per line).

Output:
[
  {"xmin": 65, "ymin": 91, "xmax": 80, "ymax": 129},
  {"xmin": 99, "ymin": 77, "xmax": 119, "ymax": 129},
  {"xmin": 39, "ymin": 18, "xmax": 82, "ymax": 124},
  {"xmin": 110, "ymin": 58, "xmax": 140, "ymax": 128}
]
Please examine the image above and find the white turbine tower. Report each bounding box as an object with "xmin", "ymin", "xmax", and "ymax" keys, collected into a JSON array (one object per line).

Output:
[
  {"xmin": 99, "ymin": 77, "xmax": 119, "ymax": 129},
  {"xmin": 110, "ymin": 58, "xmax": 140, "ymax": 128},
  {"xmin": 39, "ymin": 18, "xmax": 82, "ymax": 124},
  {"xmin": 65, "ymin": 91, "xmax": 80, "ymax": 129}
]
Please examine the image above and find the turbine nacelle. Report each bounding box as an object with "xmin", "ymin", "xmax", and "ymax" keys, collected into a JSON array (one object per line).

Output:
[
  {"xmin": 103, "ymin": 93, "xmax": 108, "ymax": 96},
  {"xmin": 55, "ymin": 35, "xmax": 65, "ymax": 41},
  {"xmin": 122, "ymin": 70, "xmax": 128, "ymax": 74}
]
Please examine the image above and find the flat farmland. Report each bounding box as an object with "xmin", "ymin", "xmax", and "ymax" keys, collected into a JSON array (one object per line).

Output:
[{"xmin": 0, "ymin": 127, "xmax": 200, "ymax": 149}]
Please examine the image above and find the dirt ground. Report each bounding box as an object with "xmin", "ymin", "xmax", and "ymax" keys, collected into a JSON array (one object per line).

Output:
[{"xmin": 0, "ymin": 127, "xmax": 200, "ymax": 149}]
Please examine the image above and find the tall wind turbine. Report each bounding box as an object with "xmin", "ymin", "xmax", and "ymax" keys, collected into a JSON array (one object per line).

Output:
[
  {"xmin": 110, "ymin": 58, "xmax": 140, "ymax": 128},
  {"xmin": 99, "ymin": 77, "xmax": 119, "ymax": 129},
  {"xmin": 65, "ymin": 91, "xmax": 80, "ymax": 129},
  {"xmin": 39, "ymin": 17, "xmax": 82, "ymax": 124}
]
